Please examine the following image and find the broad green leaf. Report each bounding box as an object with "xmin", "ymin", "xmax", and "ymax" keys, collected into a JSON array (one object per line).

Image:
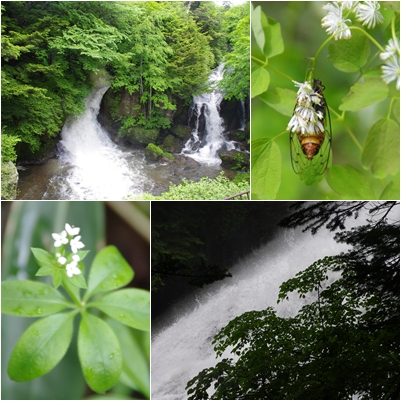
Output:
[
  {"xmin": 380, "ymin": 177, "xmax": 400, "ymax": 200},
  {"xmin": 251, "ymin": 66, "xmax": 270, "ymax": 97},
  {"xmin": 392, "ymin": 99, "xmax": 400, "ymax": 123},
  {"xmin": 2, "ymin": 280, "xmax": 73, "ymax": 317},
  {"xmin": 327, "ymin": 164, "xmax": 376, "ymax": 199},
  {"xmin": 8, "ymin": 311, "xmax": 76, "ymax": 381},
  {"xmin": 328, "ymin": 30, "xmax": 370, "ymax": 72},
  {"xmin": 106, "ymin": 319, "xmax": 150, "ymax": 398},
  {"xmin": 259, "ymin": 88, "xmax": 296, "ymax": 116},
  {"xmin": 361, "ymin": 119, "xmax": 400, "ymax": 178},
  {"xmin": 251, "ymin": 6, "xmax": 265, "ymax": 55},
  {"xmin": 78, "ymin": 312, "xmax": 122, "ymax": 394},
  {"xmin": 84, "ymin": 245, "xmax": 134, "ymax": 301},
  {"xmin": 262, "ymin": 17, "xmax": 284, "ymax": 58},
  {"xmin": 251, "ymin": 138, "xmax": 281, "ymax": 199},
  {"xmin": 251, "ymin": 7, "xmax": 283, "ymax": 60},
  {"xmin": 31, "ymin": 248, "xmax": 57, "ymax": 268},
  {"xmin": 62, "ymin": 270, "xmax": 87, "ymax": 289},
  {"xmin": 35, "ymin": 265, "xmax": 58, "ymax": 277},
  {"xmin": 339, "ymin": 78, "xmax": 388, "ymax": 111},
  {"xmin": 90, "ymin": 289, "xmax": 150, "ymax": 331}
]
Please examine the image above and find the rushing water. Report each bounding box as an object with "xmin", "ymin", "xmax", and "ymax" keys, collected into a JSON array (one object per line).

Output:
[
  {"xmin": 181, "ymin": 64, "xmax": 239, "ymax": 166},
  {"xmin": 151, "ymin": 226, "xmax": 351, "ymax": 400},
  {"xmin": 16, "ymin": 88, "xmax": 228, "ymax": 200}
]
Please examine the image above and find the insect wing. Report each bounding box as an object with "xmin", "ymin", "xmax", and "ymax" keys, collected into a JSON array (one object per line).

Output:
[{"xmin": 290, "ymin": 130, "xmax": 308, "ymax": 174}]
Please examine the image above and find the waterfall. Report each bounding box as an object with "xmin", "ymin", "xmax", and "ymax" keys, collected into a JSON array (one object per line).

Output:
[
  {"xmin": 151, "ymin": 226, "xmax": 351, "ymax": 400},
  {"xmin": 48, "ymin": 87, "xmax": 148, "ymax": 200},
  {"xmin": 181, "ymin": 64, "xmax": 237, "ymax": 166}
]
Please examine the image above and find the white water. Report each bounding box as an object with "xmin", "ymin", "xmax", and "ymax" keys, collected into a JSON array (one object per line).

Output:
[
  {"xmin": 151, "ymin": 226, "xmax": 352, "ymax": 400},
  {"xmin": 48, "ymin": 86, "xmax": 149, "ymax": 200},
  {"xmin": 182, "ymin": 64, "xmax": 238, "ymax": 166}
]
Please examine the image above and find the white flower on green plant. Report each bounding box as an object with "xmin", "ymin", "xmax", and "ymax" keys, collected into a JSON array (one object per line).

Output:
[
  {"xmin": 66, "ymin": 260, "xmax": 81, "ymax": 278},
  {"xmin": 355, "ymin": 1, "xmax": 384, "ymax": 29},
  {"xmin": 57, "ymin": 255, "xmax": 67, "ymax": 265},
  {"xmin": 322, "ymin": 2, "xmax": 352, "ymax": 40},
  {"xmin": 381, "ymin": 55, "xmax": 400, "ymax": 90},
  {"xmin": 70, "ymin": 235, "xmax": 85, "ymax": 254},
  {"xmin": 52, "ymin": 230, "xmax": 68, "ymax": 248},
  {"xmin": 65, "ymin": 223, "xmax": 80, "ymax": 236},
  {"xmin": 380, "ymin": 38, "xmax": 400, "ymax": 61}
]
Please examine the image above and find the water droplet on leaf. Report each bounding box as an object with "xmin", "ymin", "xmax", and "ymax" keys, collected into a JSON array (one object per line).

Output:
[
  {"xmin": 36, "ymin": 307, "xmax": 42, "ymax": 314},
  {"xmin": 109, "ymin": 353, "xmax": 114, "ymax": 359},
  {"xmin": 33, "ymin": 330, "xmax": 39, "ymax": 335}
]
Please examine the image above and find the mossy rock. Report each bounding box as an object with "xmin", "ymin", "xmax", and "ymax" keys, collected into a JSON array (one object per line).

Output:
[
  {"xmin": 170, "ymin": 124, "xmax": 192, "ymax": 139},
  {"xmin": 1, "ymin": 161, "xmax": 19, "ymax": 200},
  {"xmin": 145, "ymin": 143, "xmax": 174, "ymax": 162},
  {"xmin": 220, "ymin": 150, "xmax": 249, "ymax": 171},
  {"xmin": 162, "ymin": 134, "xmax": 184, "ymax": 153},
  {"xmin": 121, "ymin": 127, "xmax": 159, "ymax": 146}
]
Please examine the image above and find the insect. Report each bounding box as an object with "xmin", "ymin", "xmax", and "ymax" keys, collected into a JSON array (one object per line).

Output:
[{"xmin": 289, "ymin": 79, "xmax": 332, "ymax": 181}]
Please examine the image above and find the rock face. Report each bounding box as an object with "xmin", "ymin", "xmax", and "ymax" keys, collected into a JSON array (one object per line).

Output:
[
  {"xmin": 2, "ymin": 161, "xmax": 19, "ymax": 200},
  {"xmin": 98, "ymin": 87, "xmax": 250, "ymax": 171}
]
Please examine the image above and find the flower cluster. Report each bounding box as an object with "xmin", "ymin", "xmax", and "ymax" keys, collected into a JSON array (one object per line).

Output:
[
  {"xmin": 287, "ymin": 81, "xmax": 325, "ymax": 136},
  {"xmin": 52, "ymin": 223, "xmax": 85, "ymax": 278},
  {"xmin": 380, "ymin": 37, "xmax": 400, "ymax": 90},
  {"xmin": 322, "ymin": 1, "xmax": 384, "ymax": 40}
]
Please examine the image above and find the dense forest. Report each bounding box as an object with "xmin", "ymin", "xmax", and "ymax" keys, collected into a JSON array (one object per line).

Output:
[{"xmin": 1, "ymin": 1, "xmax": 250, "ymax": 198}]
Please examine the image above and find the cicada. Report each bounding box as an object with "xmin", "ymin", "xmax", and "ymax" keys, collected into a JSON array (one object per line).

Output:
[{"xmin": 288, "ymin": 79, "xmax": 332, "ymax": 183}]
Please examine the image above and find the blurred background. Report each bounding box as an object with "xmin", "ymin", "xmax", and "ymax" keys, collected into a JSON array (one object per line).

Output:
[
  {"xmin": 1, "ymin": 201, "xmax": 150, "ymax": 400},
  {"xmin": 252, "ymin": 1, "xmax": 394, "ymax": 199}
]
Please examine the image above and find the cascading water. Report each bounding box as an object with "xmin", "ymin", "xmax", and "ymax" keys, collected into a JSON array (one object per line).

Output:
[
  {"xmin": 182, "ymin": 64, "xmax": 238, "ymax": 166},
  {"xmin": 151, "ymin": 226, "xmax": 352, "ymax": 400},
  {"xmin": 44, "ymin": 86, "xmax": 149, "ymax": 200}
]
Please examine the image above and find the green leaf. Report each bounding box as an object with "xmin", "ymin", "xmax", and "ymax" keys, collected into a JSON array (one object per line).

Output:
[
  {"xmin": 328, "ymin": 30, "xmax": 370, "ymax": 72},
  {"xmin": 251, "ymin": 66, "xmax": 270, "ymax": 97},
  {"xmin": 35, "ymin": 265, "xmax": 58, "ymax": 277},
  {"xmin": 361, "ymin": 119, "xmax": 400, "ymax": 178},
  {"xmin": 339, "ymin": 78, "xmax": 388, "ymax": 111},
  {"xmin": 251, "ymin": 6, "xmax": 265, "ymax": 56},
  {"xmin": 63, "ymin": 270, "xmax": 88, "ymax": 289},
  {"xmin": 90, "ymin": 289, "xmax": 150, "ymax": 331},
  {"xmin": 327, "ymin": 164, "xmax": 376, "ymax": 199},
  {"xmin": 251, "ymin": 7, "xmax": 284, "ymax": 60},
  {"xmin": 31, "ymin": 248, "xmax": 57, "ymax": 268},
  {"xmin": 258, "ymin": 88, "xmax": 296, "ymax": 116},
  {"xmin": 380, "ymin": 176, "xmax": 400, "ymax": 200},
  {"xmin": 2, "ymin": 280, "xmax": 73, "ymax": 317},
  {"xmin": 78, "ymin": 312, "xmax": 122, "ymax": 394},
  {"xmin": 106, "ymin": 319, "xmax": 150, "ymax": 398},
  {"xmin": 251, "ymin": 138, "xmax": 281, "ymax": 199},
  {"xmin": 8, "ymin": 312, "xmax": 76, "ymax": 381},
  {"xmin": 84, "ymin": 246, "xmax": 134, "ymax": 301}
]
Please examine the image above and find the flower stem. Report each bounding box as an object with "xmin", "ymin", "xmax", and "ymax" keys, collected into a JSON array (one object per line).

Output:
[{"xmin": 62, "ymin": 278, "xmax": 82, "ymax": 307}]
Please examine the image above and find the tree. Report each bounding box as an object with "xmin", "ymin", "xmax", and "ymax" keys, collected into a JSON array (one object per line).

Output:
[{"xmin": 186, "ymin": 202, "xmax": 400, "ymax": 400}]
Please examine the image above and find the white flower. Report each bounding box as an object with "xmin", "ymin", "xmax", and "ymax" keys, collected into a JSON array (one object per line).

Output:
[
  {"xmin": 287, "ymin": 81, "xmax": 326, "ymax": 136},
  {"xmin": 70, "ymin": 235, "xmax": 85, "ymax": 253},
  {"xmin": 380, "ymin": 38, "xmax": 400, "ymax": 61},
  {"xmin": 322, "ymin": 2, "xmax": 352, "ymax": 40},
  {"xmin": 52, "ymin": 230, "xmax": 68, "ymax": 248},
  {"xmin": 58, "ymin": 256, "xmax": 67, "ymax": 265},
  {"xmin": 72, "ymin": 254, "xmax": 81, "ymax": 263},
  {"xmin": 66, "ymin": 261, "xmax": 81, "ymax": 278},
  {"xmin": 382, "ymin": 55, "xmax": 400, "ymax": 90},
  {"xmin": 65, "ymin": 223, "xmax": 80, "ymax": 236},
  {"xmin": 340, "ymin": 1, "xmax": 358, "ymax": 10},
  {"xmin": 355, "ymin": 1, "xmax": 384, "ymax": 29}
]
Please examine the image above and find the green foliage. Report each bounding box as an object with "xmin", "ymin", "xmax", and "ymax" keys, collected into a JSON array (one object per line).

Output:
[
  {"xmin": 137, "ymin": 172, "xmax": 250, "ymax": 200},
  {"xmin": 187, "ymin": 203, "xmax": 400, "ymax": 399},
  {"xmin": 2, "ymin": 229, "xmax": 149, "ymax": 395},
  {"xmin": 251, "ymin": 3, "xmax": 400, "ymax": 199},
  {"xmin": 145, "ymin": 143, "xmax": 174, "ymax": 161},
  {"xmin": 219, "ymin": 3, "xmax": 250, "ymax": 100},
  {"xmin": 2, "ymin": 1, "xmax": 242, "ymax": 165}
]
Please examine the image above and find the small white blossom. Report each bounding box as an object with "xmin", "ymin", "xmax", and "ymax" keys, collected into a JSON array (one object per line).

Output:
[
  {"xmin": 70, "ymin": 236, "xmax": 85, "ymax": 253},
  {"xmin": 382, "ymin": 55, "xmax": 400, "ymax": 90},
  {"xmin": 58, "ymin": 256, "xmax": 67, "ymax": 265},
  {"xmin": 72, "ymin": 254, "xmax": 81, "ymax": 263},
  {"xmin": 340, "ymin": 1, "xmax": 358, "ymax": 10},
  {"xmin": 380, "ymin": 38, "xmax": 400, "ymax": 61},
  {"xmin": 322, "ymin": 2, "xmax": 352, "ymax": 40},
  {"xmin": 52, "ymin": 230, "xmax": 68, "ymax": 248},
  {"xmin": 287, "ymin": 81, "xmax": 326, "ymax": 136},
  {"xmin": 66, "ymin": 261, "xmax": 81, "ymax": 278},
  {"xmin": 65, "ymin": 223, "xmax": 80, "ymax": 236},
  {"xmin": 355, "ymin": 1, "xmax": 384, "ymax": 29}
]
